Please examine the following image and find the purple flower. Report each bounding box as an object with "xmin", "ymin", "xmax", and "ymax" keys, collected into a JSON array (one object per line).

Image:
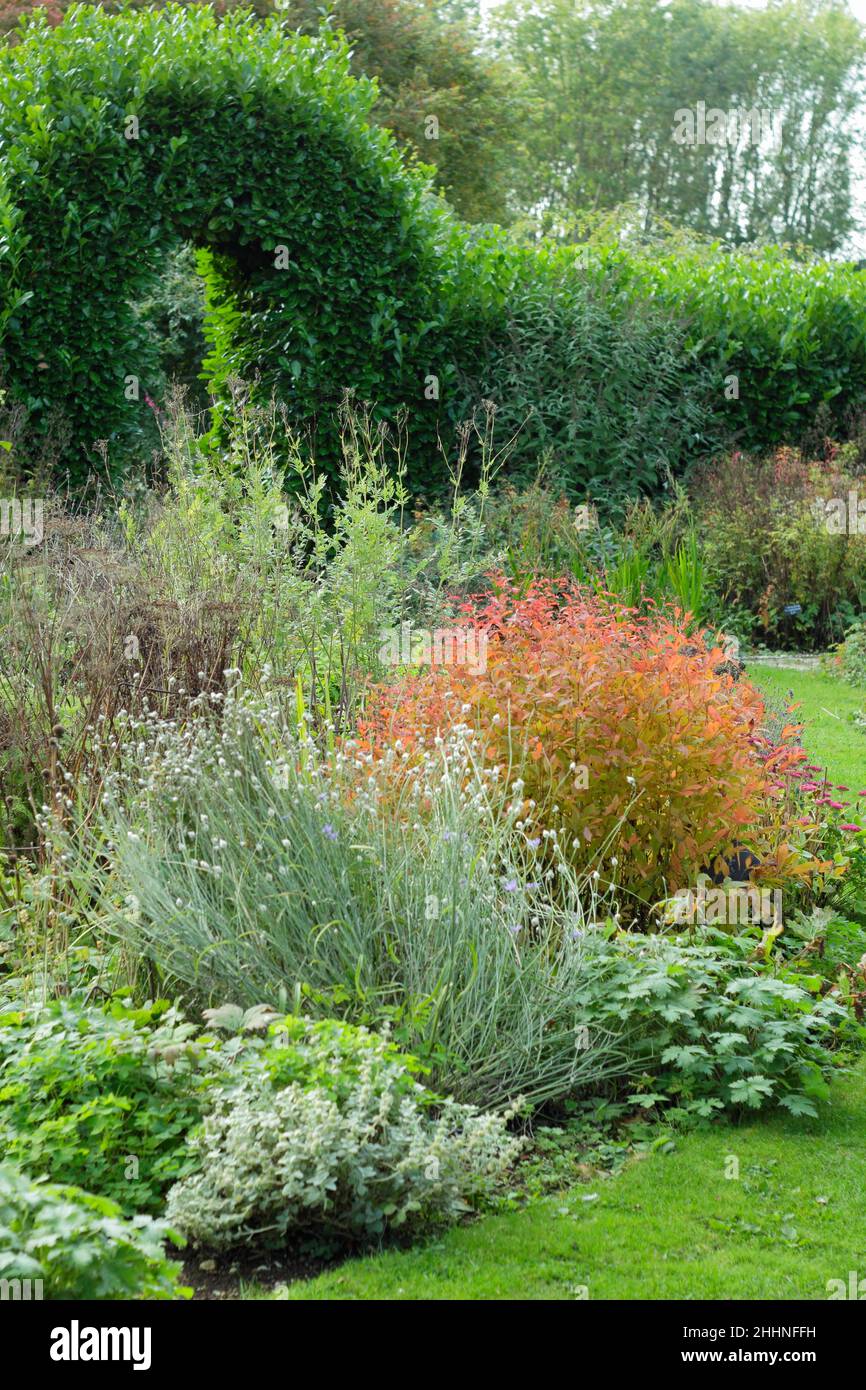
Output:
[
  {"xmin": 322, "ymin": 823, "xmax": 338, "ymax": 842},
  {"xmin": 503, "ymin": 878, "xmax": 519, "ymax": 892},
  {"xmin": 507, "ymin": 924, "xmax": 522, "ymax": 936}
]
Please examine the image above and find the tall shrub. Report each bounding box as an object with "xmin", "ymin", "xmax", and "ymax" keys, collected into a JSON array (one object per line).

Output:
[
  {"xmin": 692, "ymin": 445, "xmax": 866, "ymax": 649},
  {"xmin": 360, "ymin": 580, "xmax": 809, "ymax": 908}
]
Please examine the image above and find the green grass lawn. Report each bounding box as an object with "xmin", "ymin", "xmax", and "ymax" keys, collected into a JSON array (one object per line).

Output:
[
  {"xmin": 264, "ymin": 665, "xmax": 866, "ymax": 1302},
  {"xmin": 750, "ymin": 665, "xmax": 866, "ymax": 791},
  {"xmin": 275, "ymin": 1064, "xmax": 866, "ymax": 1301}
]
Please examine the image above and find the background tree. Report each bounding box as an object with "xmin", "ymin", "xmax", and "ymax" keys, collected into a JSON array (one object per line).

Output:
[
  {"xmin": 491, "ymin": 0, "xmax": 865, "ymax": 251},
  {"xmin": 278, "ymin": 0, "xmax": 524, "ymax": 223}
]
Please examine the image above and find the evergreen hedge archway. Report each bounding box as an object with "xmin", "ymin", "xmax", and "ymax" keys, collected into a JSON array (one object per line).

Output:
[
  {"xmin": 0, "ymin": 4, "xmax": 458, "ymax": 484},
  {"xmin": 4, "ymin": 6, "xmax": 865, "ymax": 501}
]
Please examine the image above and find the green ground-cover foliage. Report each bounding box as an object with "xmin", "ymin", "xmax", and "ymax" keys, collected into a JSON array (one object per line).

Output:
[
  {"xmin": 0, "ymin": 1161, "xmax": 187, "ymax": 1299},
  {"xmin": 0, "ymin": 998, "xmax": 209, "ymax": 1213}
]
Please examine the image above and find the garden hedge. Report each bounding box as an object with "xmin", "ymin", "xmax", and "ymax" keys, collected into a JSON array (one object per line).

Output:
[
  {"xmin": 615, "ymin": 243, "xmax": 866, "ymax": 455},
  {"xmin": 2, "ymin": 5, "xmax": 866, "ymax": 495},
  {"xmin": 0, "ymin": 4, "xmax": 461, "ymax": 485}
]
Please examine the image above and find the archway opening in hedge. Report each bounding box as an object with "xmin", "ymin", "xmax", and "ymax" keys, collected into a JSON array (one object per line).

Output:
[{"xmin": 0, "ymin": 4, "xmax": 452, "ymax": 485}]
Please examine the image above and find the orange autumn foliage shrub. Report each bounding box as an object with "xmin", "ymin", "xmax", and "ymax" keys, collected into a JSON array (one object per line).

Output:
[{"xmin": 360, "ymin": 579, "xmax": 808, "ymax": 909}]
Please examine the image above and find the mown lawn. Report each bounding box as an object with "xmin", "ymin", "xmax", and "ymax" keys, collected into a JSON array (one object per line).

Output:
[
  {"xmin": 262, "ymin": 665, "xmax": 866, "ymax": 1302},
  {"xmin": 751, "ymin": 665, "xmax": 866, "ymax": 791},
  {"xmin": 273, "ymin": 1063, "xmax": 866, "ymax": 1301}
]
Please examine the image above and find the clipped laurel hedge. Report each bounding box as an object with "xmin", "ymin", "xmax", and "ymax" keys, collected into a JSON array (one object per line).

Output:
[
  {"xmin": 3, "ymin": 6, "xmax": 866, "ymax": 496},
  {"xmin": 450, "ymin": 239, "xmax": 719, "ymax": 500},
  {"xmin": 616, "ymin": 243, "xmax": 866, "ymax": 454},
  {"xmin": 0, "ymin": 4, "xmax": 455, "ymax": 485}
]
